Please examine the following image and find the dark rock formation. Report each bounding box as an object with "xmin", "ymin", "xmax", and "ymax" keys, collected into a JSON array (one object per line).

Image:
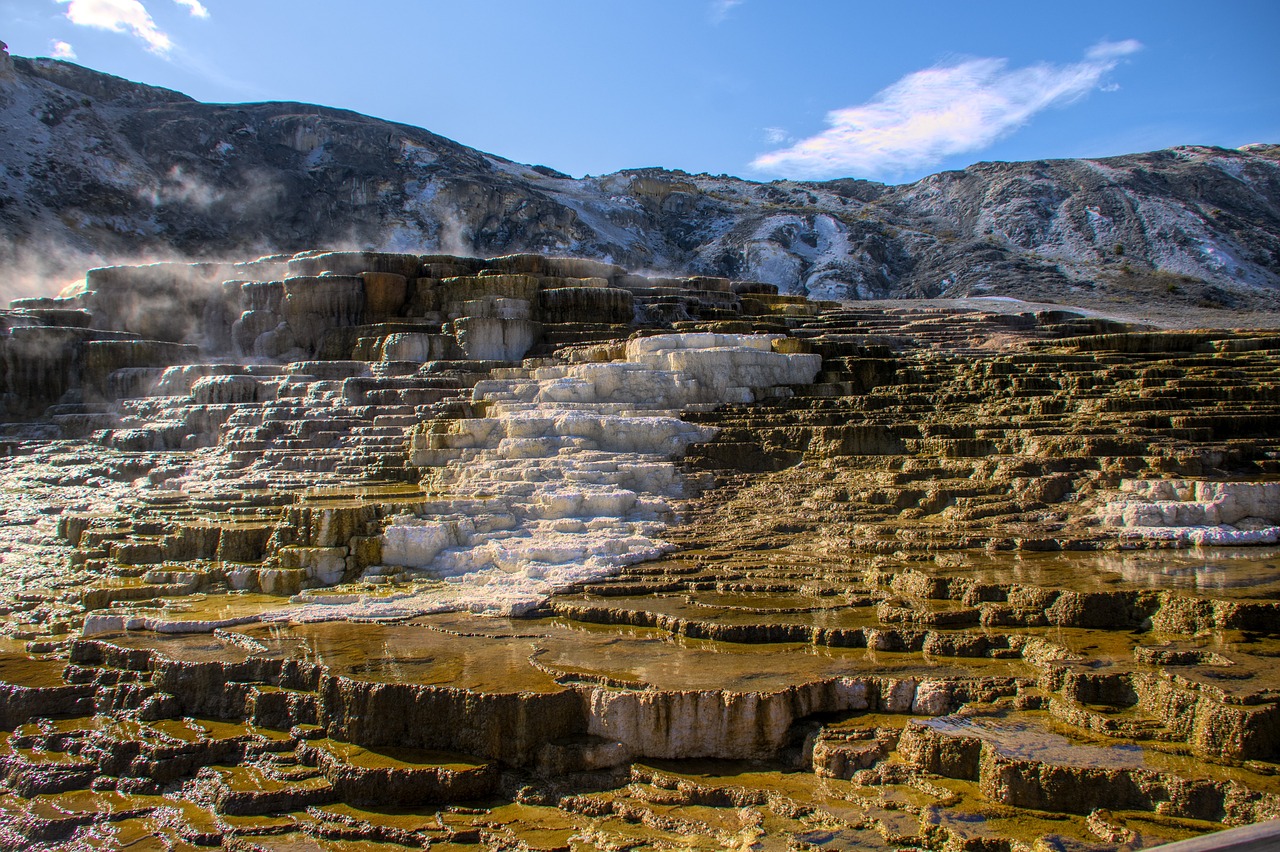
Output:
[{"xmin": 2, "ymin": 53, "xmax": 1277, "ymax": 312}]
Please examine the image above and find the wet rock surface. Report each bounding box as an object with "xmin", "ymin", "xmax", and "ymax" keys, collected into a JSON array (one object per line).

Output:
[{"xmin": 0, "ymin": 250, "xmax": 1276, "ymax": 848}]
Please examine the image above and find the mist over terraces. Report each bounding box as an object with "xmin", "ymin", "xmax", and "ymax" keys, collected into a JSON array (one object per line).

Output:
[{"xmin": 2, "ymin": 50, "xmax": 1279, "ymax": 312}]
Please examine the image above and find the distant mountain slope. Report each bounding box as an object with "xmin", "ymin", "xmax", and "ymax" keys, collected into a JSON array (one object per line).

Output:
[{"xmin": 2, "ymin": 48, "xmax": 1278, "ymax": 309}]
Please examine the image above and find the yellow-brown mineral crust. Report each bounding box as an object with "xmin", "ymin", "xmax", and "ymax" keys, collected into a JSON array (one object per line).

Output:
[{"xmin": 0, "ymin": 251, "xmax": 1276, "ymax": 849}]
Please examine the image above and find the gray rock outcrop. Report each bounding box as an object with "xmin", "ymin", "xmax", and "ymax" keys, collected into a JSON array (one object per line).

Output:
[{"xmin": 1, "ymin": 53, "xmax": 1277, "ymax": 311}]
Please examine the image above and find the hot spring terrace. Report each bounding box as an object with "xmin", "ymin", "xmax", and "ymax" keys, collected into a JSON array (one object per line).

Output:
[{"xmin": 0, "ymin": 250, "xmax": 1277, "ymax": 849}]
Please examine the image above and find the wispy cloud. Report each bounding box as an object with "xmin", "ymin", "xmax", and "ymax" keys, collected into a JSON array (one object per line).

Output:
[
  {"xmin": 710, "ymin": 0, "xmax": 743, "ymax": 24},
  {"xmin": 54, "ymin": 0, "xmax": 210, "ymax": 56},
  {"xmin": 763, "ymin": 126, "xmax": 791, "ymax": 145},
  {"xmin": 752, "ymin": 39, "xmax": 1142, "ymax": 180},
  {"xmin": 173, "ymin": 0, "xmax": 208, "ymax": 19},
  {"xmin": 50, "ymin": 39, "xmax": 77, "ymax": 59}
]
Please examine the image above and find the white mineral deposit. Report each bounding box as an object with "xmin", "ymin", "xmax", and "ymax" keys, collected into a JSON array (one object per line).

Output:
[{"xmin": 279, "ymin": 333, "xmax": 820, "ymax": 619}]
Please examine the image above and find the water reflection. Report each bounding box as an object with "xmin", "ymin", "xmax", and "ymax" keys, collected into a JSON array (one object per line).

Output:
[
  {"xmin": 923, "ymin": 713, "xmax": 1147, "ymax": 769},
  {"xmin": 1105, "ymin": 551, "xmax": 1280, "ymax": 591},
  {"xmin": 920, "ymin": 549, "xmax": 1280, "ymax": 597}
]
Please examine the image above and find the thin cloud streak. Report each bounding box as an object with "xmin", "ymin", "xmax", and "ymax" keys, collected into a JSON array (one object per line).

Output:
[
  {"xmin": 710, "ymin": 0, "xmax": 743, "ymax": 24},
  {"xmin": 763, "ymin": 126, "xmax": 791, "ymax": 145},
  {"xmin": 752, "ymin": 39, "xmax": 1142, "ymax": 180}
]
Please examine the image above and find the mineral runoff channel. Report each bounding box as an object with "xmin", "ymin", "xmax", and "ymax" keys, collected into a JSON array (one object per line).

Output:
[{"xmin": 0, "ymin": 250, "xmax": 1277, "ymax": 849}]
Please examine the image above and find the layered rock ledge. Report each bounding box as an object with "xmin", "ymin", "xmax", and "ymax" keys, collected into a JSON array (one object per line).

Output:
[{"xmin": 0, "ymin": 250, "xmax": 1276, "ymax": 849}]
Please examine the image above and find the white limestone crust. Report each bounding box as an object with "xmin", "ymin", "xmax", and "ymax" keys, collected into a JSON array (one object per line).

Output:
[
  {"xmin": 274, "ymin": 333, "xmax": 820, "ymax": 620},
  {"xmin": 1100, "ymin": 479, "xmax": 1280, "ymax": 545}
]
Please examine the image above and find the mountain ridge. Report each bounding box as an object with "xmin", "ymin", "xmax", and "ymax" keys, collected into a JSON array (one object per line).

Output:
[{"xmin": 1, "ymin": 49, "xmax": 1278, "ymax": 311}]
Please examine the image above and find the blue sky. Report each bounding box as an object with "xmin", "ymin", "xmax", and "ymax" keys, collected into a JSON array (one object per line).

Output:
[{"xmin": 3, "ymin": 0, "xmax": 1278, "ymax": 184}]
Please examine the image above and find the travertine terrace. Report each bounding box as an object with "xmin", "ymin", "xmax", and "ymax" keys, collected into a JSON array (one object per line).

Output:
[{"xmin": 0, "ymin": 250, "xmax": 1277, "ymax": 850}]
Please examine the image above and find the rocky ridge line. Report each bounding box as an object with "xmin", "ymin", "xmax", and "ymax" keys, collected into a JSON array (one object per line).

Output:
[{"xmin": 1, "ymin": 47, "xmax": 1278, "ymax": 313}]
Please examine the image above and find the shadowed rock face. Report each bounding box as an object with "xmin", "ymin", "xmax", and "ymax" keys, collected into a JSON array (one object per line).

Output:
[
  {"xmin": 0, "ymin": 249, "xmax": 1278, "ymax": 848},
  {"xmin": 2, "ymin": 52, "xmax": 1278, "ymax": 313}
]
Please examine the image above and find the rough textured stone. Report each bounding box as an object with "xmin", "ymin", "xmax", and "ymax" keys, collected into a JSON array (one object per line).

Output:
[{"xmin": 0, "ymin": 249, "xmax": 1275, "ymax": 850}]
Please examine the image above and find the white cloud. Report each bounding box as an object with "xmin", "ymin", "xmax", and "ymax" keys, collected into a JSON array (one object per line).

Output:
[
  {"xmin": 174, "ymin": 0, "xmax": 209, "ymax": 18},
  {"xmin": 763, "ymin": 126, "xmax": 791, "ymax": 145},
  {"xmin": 50, "ymin": 40, "xmax": 77, "ymax": 59},
  {"xmin": 710, "ymin": 0, "xmax": 743, "ymax": 24},
  {"xmin": 752, "ymin": 39, "xmax": 1142, "ymax": 180},
  {"xmin": 1087, "ymin": 39, "xmax": 1142, "ymax": 61},
  {"xmin": 56, "ymin": 0, "xmax": 173, "ymax": 54}
]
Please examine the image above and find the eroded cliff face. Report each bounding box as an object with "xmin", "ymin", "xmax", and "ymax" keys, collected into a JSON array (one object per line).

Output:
[
  {"xmin": 0, "ymin": 247, "xmax": 1276, "ymax": 848},
  {"xmin": 2, "ymin": 51, "xmax": 1278, "ymax": 312}
]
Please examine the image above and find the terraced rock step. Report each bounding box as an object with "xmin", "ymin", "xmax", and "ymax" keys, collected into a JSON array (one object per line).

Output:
[
  {"xmin": 679, "ymin": 318, "xmax": 1280, "ymax": 554},
  {"xmin": 0, "ymin": 553, "xmax": 1275, "ymax": 850},
  {"xmin": 0, "ymin": 250, "xmax": 1277, "ymax": 848}
]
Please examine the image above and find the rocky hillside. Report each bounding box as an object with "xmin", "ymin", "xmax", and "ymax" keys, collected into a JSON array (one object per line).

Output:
[{"xmin": 2, "ymin": 47, "xmax": 1278, "ymax": 309}]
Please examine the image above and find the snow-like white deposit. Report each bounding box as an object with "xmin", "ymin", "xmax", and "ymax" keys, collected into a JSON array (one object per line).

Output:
[
  {"xmin": 271, "ymin": 333, "xmax": 821, "ymax": 620},
  {"xmin": 1099, "ymin": 479, "xmax": 1280, "ymax": 545}
]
